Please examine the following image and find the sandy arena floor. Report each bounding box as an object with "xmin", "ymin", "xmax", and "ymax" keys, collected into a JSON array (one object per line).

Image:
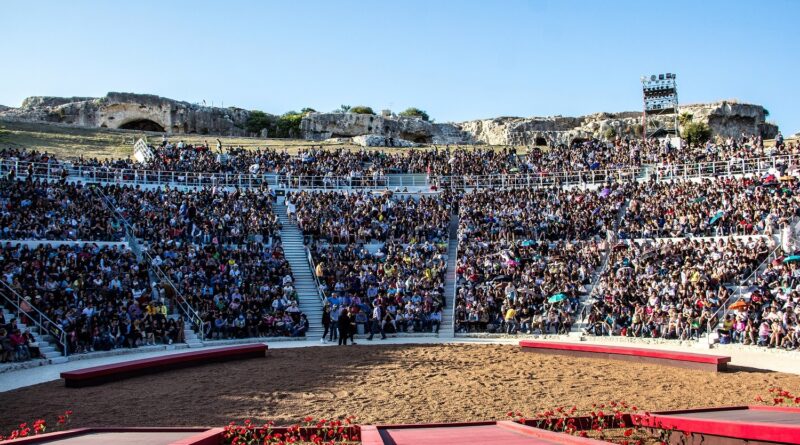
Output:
[{"xmin": 3, "ymin": 344, "xmax": 800, "ymax": 430}]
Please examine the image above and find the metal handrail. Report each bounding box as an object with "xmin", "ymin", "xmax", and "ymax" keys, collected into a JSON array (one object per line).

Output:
[
  {"xmin": 0, "ymin": 280, "xmax": 69, "ymax": 357},
  {"xmin": 305, "ymin": 247, "xmax": 328, "ymax": 304},
  {"xmin": 90, "ymin": 185, "xmax": 206, "ymax": 340},
  {"xmin": 450, "ymin": 237, "xmax": 459, "ymax": 335},
  {"xmin": 3, "ymin": 152, "xmax": 796, "ymax": 191},
  {"xmin": 705, "ymin": 241, "xmax": 780, "ymax": 345}
]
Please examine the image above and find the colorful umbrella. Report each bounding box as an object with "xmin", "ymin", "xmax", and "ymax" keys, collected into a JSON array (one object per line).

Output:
[
  {"xmin": 783, "ymin": 255, "xmax": 800, "ymax": 263},
  {"xmin": 548, "ymin": 293, "xmax": 568, "ymax": 304},
  {"xmin": 728, "ymin": 300, "xmax": 748, "ymax": 311}
]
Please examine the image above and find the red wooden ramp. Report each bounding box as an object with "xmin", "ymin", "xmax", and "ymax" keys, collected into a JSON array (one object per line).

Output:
[
  {"xmin": 519, "ymin": 340, "xmax": 730, "ymax": 372},
  {"xmin": 361, "ymin": 421, "xmax": 609, "ymax": 445},
  {"xmin": 636, "ymin": 406, "xmax": 800, "ymax": 445},
  {"xmin": 61, "ymin": 344, "xmax": 267, "ymax": 387}
]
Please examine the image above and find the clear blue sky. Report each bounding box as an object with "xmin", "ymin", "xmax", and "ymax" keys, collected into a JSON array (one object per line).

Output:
[{"xmin": 2, "ymin": 0, "xmax": 798, "ymax": 133}]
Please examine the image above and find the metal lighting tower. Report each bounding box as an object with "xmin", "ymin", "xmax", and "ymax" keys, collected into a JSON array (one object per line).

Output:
[{"xmin": 641, "ymin": 73, "xmax": 679, "ymax": 140}]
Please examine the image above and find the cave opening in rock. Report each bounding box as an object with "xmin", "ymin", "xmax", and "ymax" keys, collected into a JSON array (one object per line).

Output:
[
  {"xmin": 119, "ymin": 119, "xmax": 165, "ymax": 132},
  {"xmin": 534, "ymin": 137, "xmax": 548, "ymax": 146},
  {"xmin": 570, "ymin": 138, "xmax": 589, "ymax": 147},
  {"xmin": 401, "ymin": 134, "xmax": 432, "ymax": 144}
]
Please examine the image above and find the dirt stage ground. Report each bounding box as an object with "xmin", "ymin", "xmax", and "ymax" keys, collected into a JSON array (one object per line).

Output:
[{"xmin": 3, "ymin": 344, "xmax": 800, "ymax": 430}]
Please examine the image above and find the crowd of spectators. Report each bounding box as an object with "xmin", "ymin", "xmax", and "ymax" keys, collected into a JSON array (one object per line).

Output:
[
  {"xmin": 618, "ymin": 176, "xmax": 800, "ymax": 239},
  {"xmin": 714, "ymin": 247, "xmax": 800, "ymax": 349},
  {"xmin": 97, "ymin": 184, "xmax": 280, "ymax": 245},
  {"xmin": 0, "ymin": 177, "xmax": 310, "ymax": 358},
  {"xmin": 2, "ymin": 132, "xmax": 795, "ymax": 185},
  {"xmin": 0, "ymin": 242, "xmax": 187, "ymax": 354},
  {"xmin": 586, "ymin": 237, "xmax": 771, "ymax": 340},
  {"xmin": 0, "ymin": 179, "xmax": 122, "ymax": 241},
  {"xmin": 147, "ymin": 238, "xmax": 309, "ymax": 340},
  {"xmin": 0, "ymin": 311, "xmax": 38, "ymax": 363},
  {"xmin": 0, "ymin": 129, "xmax": 797, "ymax": 356},
  {"xmin": 454, "ymin": 188, "xmax": 618, "ymax": 333},
  {"xmin": 290, "ymin": 191, "xmax": 454, "ymax": 338},
  {"xmin": 288, "ymin": 190, "xmax": 452, "ymax": 243}
]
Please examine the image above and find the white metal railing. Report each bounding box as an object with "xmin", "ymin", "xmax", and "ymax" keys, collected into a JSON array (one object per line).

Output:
[
  {"xmin": 2, "ymin": 153, "xmax": 796, "ymax": 192},
  {"xmin": 91, "ymin": 185, "xmax": 206, "ymax": 340},
  {"xmin": 306, "ymin": 247, "xmax": 328, "ymax": 305},
  {"xmin": 705, "ymin": 241, "xmax": 781, "ymax": 345},
  {"xmin": 651, "ymin": 154, "xmax": 799, "ymax": 180},
  {"xmin": 0, "ymin": 280, "xmax": 69, "ymax": 357}
]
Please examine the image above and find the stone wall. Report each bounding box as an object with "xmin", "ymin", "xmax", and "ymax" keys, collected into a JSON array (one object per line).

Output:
[{"xmin": 1, "ymin": 92, "xmax": 253, "ymax": 136}]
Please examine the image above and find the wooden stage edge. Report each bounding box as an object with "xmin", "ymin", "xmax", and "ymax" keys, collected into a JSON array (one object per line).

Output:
[{"xmin": 519, "ymin": 340, "xmax": 731, "ymax": 372}]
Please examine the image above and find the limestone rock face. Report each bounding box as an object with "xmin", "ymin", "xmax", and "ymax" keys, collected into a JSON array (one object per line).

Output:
[
  {"xmin": 0, "ymin": 93, "xmax": 778, "ymax": 144},
  {"xmin": 300, "ymin": 113, "xmax": 472, "ymax": 145},
  {"xmin": 454, "ymin": 103, "xmax": 775, "ymax": 145},
  {"xmin": 679, "ymin": 102, "xmax": 777, "ymax": 139},
  {"xmin": 1, "ymin": 92, "xmax": 252, "ymax": 136},
  {"xmin": 352, "ymin": 134, "xmax": 418, "ymax": 147}
]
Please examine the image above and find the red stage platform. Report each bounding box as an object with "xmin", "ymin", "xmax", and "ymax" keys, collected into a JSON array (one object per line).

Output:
[
  {"xmin": 360, "ymin": 421, "xmax": 609, "ymax": 445},
  {"xmin": 519, "ymin": 340, "xmax": 731, "ymax": 371},
  {"xmin": 60, "ymin": 344, "xmax": 268, "ymax": 387},
  {"xmin": 637, "ymin": 405, "xmax": 800, "ymax": 445},
  {"xmin": 0, "ymin": 427, "xmax": 223, "ymax": 445}
]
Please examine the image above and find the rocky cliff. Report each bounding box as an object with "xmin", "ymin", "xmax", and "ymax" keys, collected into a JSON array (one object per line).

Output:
[
  {"xmin": 0, "ymin": 93, "xmax": 778, "ymax": 144},
  {"xmin": 1, "ymin": 92, "xmax": 252, "ymax": 136},
  {"xmin": 299, "ymin": 112, "xmax": 472, "ymax": 144},
  {"xmin": 302, "ymin": 102, "xmax": 776, "ymax": 146}
]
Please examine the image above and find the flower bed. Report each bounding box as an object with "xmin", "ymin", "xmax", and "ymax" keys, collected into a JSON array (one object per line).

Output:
[
  {"xmin": 221, "ymin": 417, "xmax": 360, "ymax": 445},
  {"xmin": 0, "ymin": 410, "xmax": 72, "ymax": 442},
  {"xmin": 508, "ymin": 402, "xmax": 678, "ymax": 445}
]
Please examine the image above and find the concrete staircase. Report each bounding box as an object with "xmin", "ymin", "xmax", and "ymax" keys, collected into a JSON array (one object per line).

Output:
[
  {"xmin": 440, "ymin": 215, "xmax": 459, "ymax": 337},
  {"xmin": 1, "ymin": 307, "xmax": 67, "ymax": 364},
  {"xmin": 274, "ymin": 199, "xmax": 324, "ymax": 338}
]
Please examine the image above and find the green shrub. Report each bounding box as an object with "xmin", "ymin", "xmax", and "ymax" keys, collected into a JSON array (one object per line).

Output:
[
  {"xmin": 245, "ymin": 110, "xmax": 275, "ymax": 135},
  {"xmin": 603, "ymin": 127, "xmax": 616, "ymax": 140},
  {"xmin": 683, "ymin": 121, "xmax": 712, "ymax": 146},
  {"xmin": 349, "ymin": 106, "xmax": 375, "ymax": 115},
  {"xmin": 274, "ymin": 111, "xmax": 303, "ymax": 138},
  {"xmin": 398, "ymin": 107, "xmax": 430, "ymax": 121}
]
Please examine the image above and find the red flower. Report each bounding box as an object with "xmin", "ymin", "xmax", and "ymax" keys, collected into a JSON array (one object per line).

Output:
[
  {"xmin": 506, "ymin": 411, "xmax": 514, "ymax": 417},
  {"xmin": 624, "ymin": 428, "xmax": 634, "ymax": 437}
]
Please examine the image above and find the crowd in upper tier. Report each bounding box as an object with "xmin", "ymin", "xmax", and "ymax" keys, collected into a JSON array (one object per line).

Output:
[{"xmin": 0, "ymin": 130, "xmax": 795, "ymax": 182}]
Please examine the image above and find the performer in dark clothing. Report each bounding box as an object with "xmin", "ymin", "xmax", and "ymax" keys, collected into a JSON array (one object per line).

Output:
[{"xmin": 337, "ymin": 307, "xmax": 351, "ymax": 346}]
